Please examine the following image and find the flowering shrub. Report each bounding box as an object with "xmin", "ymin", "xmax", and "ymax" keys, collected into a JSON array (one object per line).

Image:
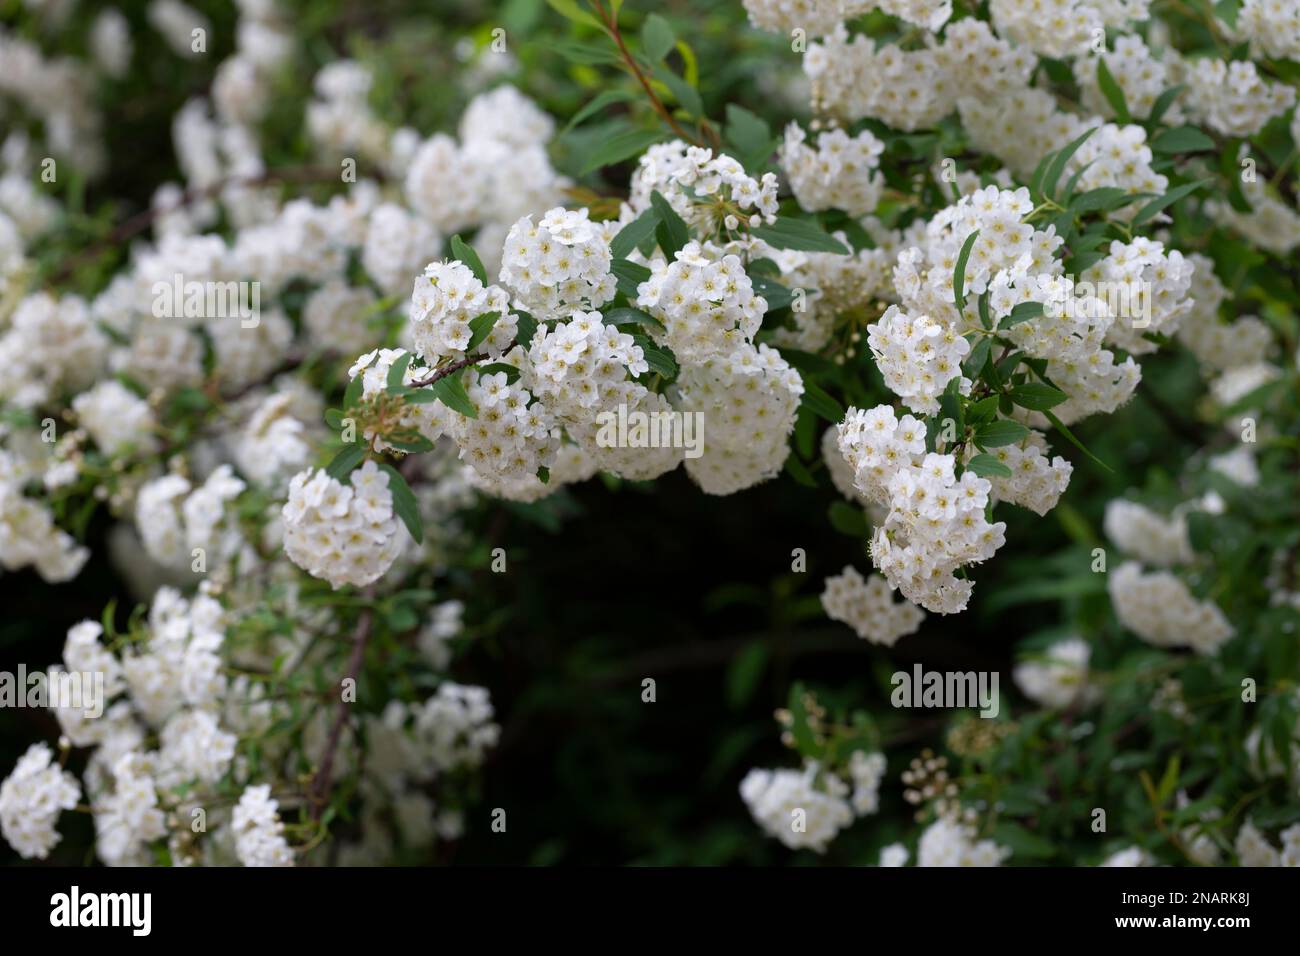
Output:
[{"xmin": 0, "ymin": 0, "xmax": 1297, "ymax": 868}]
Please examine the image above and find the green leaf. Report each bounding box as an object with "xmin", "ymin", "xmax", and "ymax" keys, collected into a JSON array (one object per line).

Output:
[
  {"xmin": 1010, "ymin": 382, "xmax": 1068, "ymax": 411},
  {"xmin": 343, "ymin": 361, "xmax": 368, "ymax": 409},
  {"xmin": 578, "ymin": 127, "xmax": 663, "ymax": 174},
  {"xmin": 429, "ymin": 370, "xmax": 478, "ymax": 419},
  {"xmin": 477, "ymin": 362, "xmax": 521, "ymax": 384},
  {"xmin": 1069, "ymin": 186, "xmax": 1134, "ymax": 213},
  {"xmin": 633, "ymin": 334, "xmax": 678, "ymax": 378},
  {"xmin": 514, "ymin": 310, "xmax": 539, "ymax": 348},
  {"xmin": 801, "ymin": 382, "xmax": 844, "ymax": 424},
  {"xmin": 325, "ymin": 444, "xmax": 365, "ymax": 482},
  {"xmin": 1044, "ymin": 127, "xmax": 1098, "ymax": 199},
  {"xmin": 610, "ymin": 208, "xmax": 659, "ymax": 259},
  {"xmin": 966, "ymin": 453, "xmax": 1012, "ymax": 478},
  {"xmin": 952, "ymin": 229, "xmax": 980, "ymax": 313},
  {"xmin": 726, "ymin": 641, "xmax": 768, "ymax": 710},
  {"xmin": 1096, "ymin": 57, "xmax": 1130, "ymax": 123},
  {"xmin": 725, "ymin": 104, "xmax": 774, "ymax": 169},
  {"xmin": 561, "ymin": 89, "xmax": 636, "ymax": 135},
  {"xmin": 466, "ymin": 311, "xmax": 501, "ymax": 353},
  {"xmin": 748, "ymin": 273, "xmax": 796, "ymax": 310},
  {"xmin": 751, "ymin": 217, "xmax": 849, "ymax": 254},
  {"xmin": 450, "ymin": 235, "xmax": 487, "ymax": 285},
  {"xmin": 650, "ymin": 190, "xmax": 690, "ymax": 258},
  {"xmin": 611, "ymin": 258, "xmax": 652, "ymax": 298},
  {"xmin": 993, "ymin": 822, "xmax": 1056, "ymax": 860},
  {"xmin": 536, "ymin": 465, "xmax": 550, "ymax": 485},
  {"xmin": 386, "ymin": 351, "xmax": 413, "ymax": 394},
  {"xmin": 1131, "ymin": 178, "xmax": 1212, "ymax": 226},
  {"xmin": 1148, "ymin": 84, "xmax": 1185, "ymax": 126},
  {"xmin": 974, "ymin": 419, "xmax": 1030, "ymax": 448},
  {"xmin": 545, "ymin": 0, "xmax": 605, "ymax": 31},
  {"xmin": 1041, "ymin": 407, "xmax": 1113, "ymax": 473},
  {"xmin": 378, "ymin": 464, "xmax": 423, "ymax": 545},
  {"xmin": 938, "ymin": 376, "xmax": 963, "ymax": 434},
  {"xmin": 963, "ymin": 335, "xmax": 991, "ymax": 377},
  {"xmin": 655, "ymin": 66, "xmax": 702, "ymax": 119},
  {"xmin": 783, "ymin": 451, "xmax": 817, "ymax": 488},
  {"xmin": 604, "ymin": 306, "xmax": 666, "ymax": 332},
  {"xmin": 1003, "ymin": 300, "xmax": 1044, "ymax": 328},
  {"xmin": 641, "ymin": 13, "xmax": 675, "ymax": 60},
  {"xmin": 828, "ymin": 502, "xmax": 869, "ymax": 537},
  {"xmin": 1150, "ymin": 126, "xmax": 1215, "ymax": 154}
]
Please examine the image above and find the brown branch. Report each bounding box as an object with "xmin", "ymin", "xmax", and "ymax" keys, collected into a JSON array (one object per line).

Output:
[
  {"xmin": 589, "ymin": 0, "xmax": 701, "ymax": 147},
  {"xmin": 308, "ymin": 586, "xmax": 377, "ymax": 822},
  {"xmin": 407, "ymin": 351, "xmax": 490, "ymax": 389}
]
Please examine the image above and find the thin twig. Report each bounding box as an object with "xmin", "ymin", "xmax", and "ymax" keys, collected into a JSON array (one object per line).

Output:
[
  {"xmin": 308, "ymin": 586, "xmax": 377, "ymax": 822},
  {"xmin": 589, "ymin": 0, "xmax": 701, "ymax": 146}
]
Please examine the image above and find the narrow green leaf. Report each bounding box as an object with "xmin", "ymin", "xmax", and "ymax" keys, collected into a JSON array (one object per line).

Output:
[
  {"xmin": 561, "ymin": 89, "xmax": 636, "ymax": 135},
  {"xmin": 611, "ymin": 258, "xmax": 652, "ymax": 298},
  {"xmin": 325, "ymin": 444, "xmax": 365, "ymax": 482},
  {"xmin": 1151, "ymin": 126, "xmax": 1215, "ymax": 154},
  {"xmin": 1131, "ymin": 178, "xmax": 1212, "ymax": 226},
  {"xmin": 1096, "ymin": 58, "xmax": 1130, "ymax": 123},
  {"xmin": 545, "ymin": 0, "xmax": 605, "ymax": 31},
  {"xmin": 801, "ymin": 382, "xmax": 844, "ymax": 424},
  {"xmin": 1003, "ymin": 300, "xmax": 1045, "ymax": 328},
  {"xmin": 379, "ymin": 464, "xmax": 423, "ymax": 544},
  {"xmin": 966, "ymin": 453, "xmax": 1013, "ymax": 478},
  {"xmin": 1148, "ymin": 84, "xmax": 1185, "ymax": 126},
  {"xmin": 450, "ymin": 235, "xmax": 487, "ymax": 285},
  {"xmin": 514, "ymin": 310, "xmax": 539, "ymax": 348},
  {"xmin": 386, "ymin": 352, "xmax": 413, "ymax": 394},
  {"xmin": 650, "ymin": 190, "xmax": 690, "ymax": 257},
  {"xmin": 1042, "ymin": 407, "xmax": 1113, "ymax": 473},
  {"xmin": 610, "ymin": 208, "xmax": 659, "ymax": 260},
  {"xmin": 466, "ymin": 311, "xmax": 501, "ymax": 353},
  {"xmin": 1044, "ymin": 127, "xmax": 1098, "ymax": 199},
  {"xmin": 578, "ymin": 127, "xmax": 663, "ymax": 175},
  {"xmin": 953, "ymin": 229, "xmax": 980, "ymax": 314},
  {"xmin": 604, "ymin": 306, "xmax": 666, "ymax": 332},
  {"xmin": 641, "ymin": 13, "xmax": 675, "ymax": 60},
  {"xmin": 429, "ymin": 370, "xmax": 478, "ymax": 419},
  {"xmin": 1010, "ymin": 382, "xmax": 1068, "ymax": 411},
  {"xmin": 975, "ymin": 419, "xmax": 1031, "ymax": 448},
  {"xmin": 751, "ymin": 217, "xmax": 849, "ymax": 254}
]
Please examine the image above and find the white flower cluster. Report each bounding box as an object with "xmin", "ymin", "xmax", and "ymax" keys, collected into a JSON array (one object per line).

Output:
[
  {"xmin": 75, "ymin": 379, "xmax": 160, "ymax": 460},
  {"xmin": 968, "ymin": 435, "xmax": 1073, "ymax": 517},
  {"xmin": 635, "ymin": 242, "xmax": 767, "ymax": 362},
  {"xmin": 674, "ymin": 343, "xmax": 804, "ymax": 495},
  {"xmin": 1107, "ymin": 561, "xmax": 1234, "ymax": 655},
  {"xmin": 231, "ymin": 784, "xmax": 294, "ymax": 867},
  {"xmin": 1207, "ymin": 175, "xmax": 1300, "ymax": 257},
  {"xmin": 136, "ymin": 465, "xmax": 248, "ymax": 574},
  {"xmin": 1234, "ymin": 0, "xmax": 1300, "ymax": 59},
  {"xmin": 739, "ymin": 761, "xmax": 855, "ymax": 852},
  {"xmin": 628, "ymin": 141, "xmax": 780, "ymax": 234},
  {"xmin": 820, "ymin": 565, "xmax": 925, "ymax": 646},
  {"xmin": 867, "ymin": 306, "xmax": 971, "ymax": 416},
  {"xmin": 780, "ymin": 123, "xmax": 885, "ymax": 217},
  {"xmin": 916, "ymin": 815, "xmax": 1011, "ymax": 866},
  {"xmin": 740, "ymin": 0, "xmax": 874, "ymax": 38},
  {"xmin": 499, "ymin": 208, "xmax": 617, "ymax": 321},
  {"xmin": 838, "ymin": 407, "xmax": 1006, "ymax": 614},
  {"xmin": 410, "ymin": 260, "xmax": 514, "ymax": 363},
  {"xmin": 0, "ymin": 743, "xmax": 81, "ymax": 860},
  {"xmin": 282, "ymin": 460, "xmax": 408, "ymax": 589},
  {"xmin": 805, "ymin": 27, "xmax": 951, "ymax": 132},
  {"xmin": 1013, "ymin": 637, "xmax": 1094, "ymax": 709},
  {"xmin": 1235, "ymin": 820, "xmax": 1300, "ymax": 867},
  {"xmin": 1175, "ymin": 56, "xmax": 1296, "ymax": 139},
  {"xmin": 1074, "ymin": 36, "xmax": 1181, "ymax": 122},
  {"xmin": 1103, "ymin": 499, "xmax": 1193, "ymax": 567}
]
